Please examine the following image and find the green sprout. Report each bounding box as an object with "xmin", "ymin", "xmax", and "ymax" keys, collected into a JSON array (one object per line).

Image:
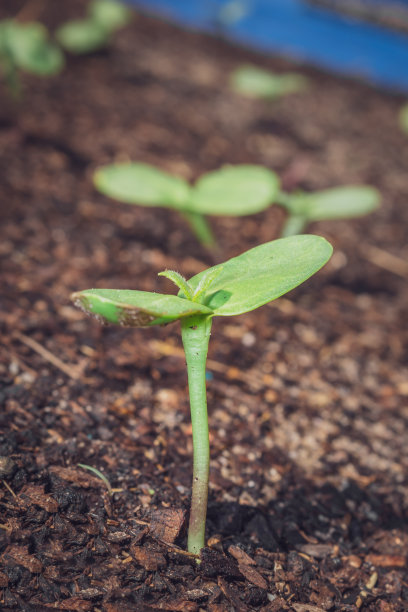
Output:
[
  {"xmin": 276, "ymin": 185, "xmax": 381, "ymax": 236},
  {"xmin": 71, "ymin": 235, "xmax": 333, "ymax": 555},
  {"xmin": 0, "ymin": 19, "xmax": 64, "ymax": 97},
  {"xmin": 56, "ymin": 0, "xmax": 132, "ymax": 55},
  {"xmin": 78, "ymin": 463, "xmax": 113, "ymax": 496},
  {"xmin": 230, "ymin": 64, "xmax": 308, "ymax": 100},
  {"xmin": 94, "ymin": 162, "xmax": 280, "ymax": 247}
]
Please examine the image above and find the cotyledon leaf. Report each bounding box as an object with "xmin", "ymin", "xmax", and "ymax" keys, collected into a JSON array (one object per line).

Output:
[
  {"xmin": 190, "ymin": 165, "xmax": 279, "ymax": 216},
  {"xmin": 4, "ymin": 21, "xmax": 64, "ymax": 75},
  {"xmin": 71, "ymin": 289, "xmax": 213, "ymax": 327},
  {"xmin": 93, "ymin": 162, "xmax": 191, "ymax": 209},
  {"xmin": 56, "ymin": 19, "xmax": 109, "ymax": 54},
  {"xmin": 184, "ymin": 235, "xmax": 332, "ymax": 316},
  {"xmin": 88, "ymin": 0, "xmax": 132, "ymax": 31},
  {"xmin": 302, "ymin": 186, "xmax": 380, "ymax": 221},
  {"xmin": 230, "ymin": 65, "xmax": 308, "ymax": 99}
]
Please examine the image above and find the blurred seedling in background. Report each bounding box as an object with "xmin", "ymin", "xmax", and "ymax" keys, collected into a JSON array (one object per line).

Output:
[
  {"xmin": 398, "ymin": 102, "xmax": 408, "ymax": 134},
  {"xmin": 212, "ymin": 0, "xmax": 250, "ymax": 30},
  {"xmin": 94, "ymin": 162, "xmax": 280, "ymax": 248},
  {"xmin": 56, "ymin": 0, "xmax": 132, "ymax": 54},
  {"xmin": 0, "ymin": 19, "xmax": 64, "ymax": 97},
  {"xmin": 71, "ymin": 235, "xmax": 333, "ymax": 555},
  {"xmin": 230, "ymin": 64, "xmax": 308, "ymax": 100},
  {"xmin": 95, "ymin": 160, "xmax": 379, "ymax": 245},
  {"xmin": 276, "ymin": 185, "xmax": 381, "ymax": 236}
]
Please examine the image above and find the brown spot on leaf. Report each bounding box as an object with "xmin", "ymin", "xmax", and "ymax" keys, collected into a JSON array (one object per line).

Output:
[{"xmin": 117, "ymin": 308, "xmax": 156, "ymax": 327}]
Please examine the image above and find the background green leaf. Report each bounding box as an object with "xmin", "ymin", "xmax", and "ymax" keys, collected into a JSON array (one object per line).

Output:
[
  {"xmin": 186, "ymin": 235, "xmax": 332, "ymax": 316},
  {"xmin": 56, "ymin": 19, "xmax": 109, "ymax": 54},
  {"xmin": 3, "ymin": 21, "xmax": 64, "ymax": 75},
  {"xmin": 230, "ymin": 65, "xmax": 308, "ymax": 99},
  {"xmin": 302, "ymin": 186, "xmax": 380, "ymax": 221},
  {"xmin": 399, "ymin": 103, "xmax": 408, "ymax": 134},
  {"xmin": 94, "ymin": 163, "xmax": 191, "ymax": 209},
  {"xmin": 71, "ymin": 288, "xmax": 213, "ymax": 327},
  {"xmin": 190, "ymin": 165, "xmax": 279, "ymax": 215},
  {"xmin": 88, "ymin": 0, "xmax": 132, "ymax": 31}
]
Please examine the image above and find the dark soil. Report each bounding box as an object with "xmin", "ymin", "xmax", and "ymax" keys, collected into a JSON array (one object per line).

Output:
[{"xmin": 1, "ymin": 1, "xmax": 407, "ymax": 610}]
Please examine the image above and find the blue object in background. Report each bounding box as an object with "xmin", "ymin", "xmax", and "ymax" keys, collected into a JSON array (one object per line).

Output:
[{"xmin": 130, "ymin": 0, "xmax": 408, "ymax": 93}]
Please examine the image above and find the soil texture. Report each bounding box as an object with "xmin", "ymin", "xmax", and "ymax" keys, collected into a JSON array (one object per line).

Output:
[{"xmin": 0, "ymin": 1, "xmax": 407, "ymax": 610}]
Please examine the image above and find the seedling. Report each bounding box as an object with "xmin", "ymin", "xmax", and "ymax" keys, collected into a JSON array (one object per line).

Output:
[
  {"xmin": 56, "ymin": 0, "xmax": 132, "ymax": 55},
  {"xmin": 94, "ymin": 162, "xmax": 280, "ymax": 247},
  {"xmin": 276, "ymin": 185, "xmax": 380, "ymax": 236},
  {"xmin": 71, "ymin": 235, "xmax": 333, "ymax": 554},
  {"xmin": 0, "ymin": 19, "xmax": 64, "ymax": 97},
  {"xmin": 399, "ymin": 102, "xmax": 408, "ymax": 134},
  {"xmin": 78, "ymin": 463, "xmax": 113, "ymax": 496},
  {"xmin": 230, "ymin": 64, "xmax": 308, "ymax": 100}
]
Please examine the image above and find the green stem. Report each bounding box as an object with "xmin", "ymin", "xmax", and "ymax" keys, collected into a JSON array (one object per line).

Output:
[
  {"xmin": 281, "ymin": 214, "xmax": 307, "ymax": 236},
  {"xmin": 180, "ymin": 211, "xmax": 216, "ymax": 247},
  {"xmin": 2, "ymin": 56, "xmax": 21, "ymax": 100},
  {"xmin": 180, "ymin": 314, "xmax": 212, "ymax": 556},
  {"xmin": 275, "ymin": 190, "xmax": 291, "ymax": 206}
]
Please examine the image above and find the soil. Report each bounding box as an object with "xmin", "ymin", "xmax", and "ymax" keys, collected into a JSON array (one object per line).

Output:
[{"xmin": 1, "ymin": 1, "xmax": 407, "ymax": 611}]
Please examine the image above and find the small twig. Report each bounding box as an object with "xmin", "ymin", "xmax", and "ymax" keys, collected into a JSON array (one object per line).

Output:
[
  {"xmin": 14, "ymin": 332, "xmax": 82, "ymax": 380},
  {"xmin": 362, "ymin": 245, "xmax": 408, "ymax": 279},
  {"xmin": 2, "ymin": 480, "xmax": 17, "ymax": 499},
  {"xmin": 162, "ymin": 541, "xmax": 199, "ymax": 559}
]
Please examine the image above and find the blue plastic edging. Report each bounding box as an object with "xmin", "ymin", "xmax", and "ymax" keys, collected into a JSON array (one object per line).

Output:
[{"xmin": 130, "ymin": 0, "xmax": 408, "ymax": 93}]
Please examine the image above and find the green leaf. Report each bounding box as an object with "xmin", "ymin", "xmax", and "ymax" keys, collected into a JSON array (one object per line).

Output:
[
  {"xmin": 158, "ymin": 270, "xmax": 194, "ymax": 300},
  {"xmin": 94, "ymin": 163, "xmax": 191, "ymax": 209},
  {"xmin": 2, "ymin": 21, "xmax": 64, "ymax": 75},
  {"xmin": 399, "ymin": 103, "xmax": 408, "ymax": 134},
  {"xmin": 300, "ymin": 186, "xmax": 380, "ymax": 221},
  {"xmin": 281, "ymin": 214, "xmax": 307, "ymax": 237},
  {"xmin": 230, "ymin": 65, "xmax": 308, "ymax": 100},
  {"xmin": 192, "ymin": 266, "xmax": 224, "ymax": 302},
  {"xmin": 71, "ymin": 288, "xmax": 213, "ymax": 327},
  {"xmin": 88, "ymin": 0, "xmax": 132, "ymax": 31},
  {"xmin": 190, "ymin": 165, "xmax": 279, "ymax": 216},
  {"xmin": 185, "ymin": 235, "xmax": 332, "ymax": 316},
  {"xmin": 56, "ymin": 19, "xmax": 109, "ymax": 54}
]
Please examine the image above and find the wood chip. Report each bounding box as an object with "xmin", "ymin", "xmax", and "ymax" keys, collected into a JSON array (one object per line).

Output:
[
  {"xmin": 297, "ymin": 544, "xmax": 333, "ymax": 559},
  {"xmin": 292, "ymin": 605, "xmax": 327, "ymax": 612},
  {"xmin": 228, "ymin": 544, "xmax": 256, "ymax": 565},
  {"xmin": 146, "ymin": 599, "xmax": 198, "ymax": 611},
  {"xmin": 237, "ymin": 562, "xmax": 268, "ymax": 589},
  {"xmin": 106, "ymin": 531, "xmax": 131, "ymax": 543},
  {"xmin": 150, "ymin": 507, "xmax": 185, "ymax": 544},
  {"xmin": 131, "ymin": 545, "xmax": 166, "ymax": 571},
  {"xmin": 365, "ymin": 554, "xmax": 407, "ymax": 568},
  {"xmin": 49, "ymin": 465, "xmax": 106, "ymax": 489},
  {"xmin": 43, "ymin": 597, "xmax": 93, "ymax": 610},
  {"xmin": 5, "ymin": 545, "xmax": 43, "ymax": 573},
  {"xmin": 0, "ymin": 570, "xmax": 9, "ymax": 587},
  {"xmin": 184, "ymin": 589, "xmax": 208, "ymax": 601},
  {"xmin": 218, "ymin": 577, "xmax": 249, "ymax": 612},
  {"xmin": 19, "ymin": 484, "xmax": 58, "ymax": 512}
]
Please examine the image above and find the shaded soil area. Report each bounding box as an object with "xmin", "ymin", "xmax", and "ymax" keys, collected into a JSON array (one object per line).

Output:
[{"xmin": 0, "ymin": 1, "xmax": 407, "ymax": 610}]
